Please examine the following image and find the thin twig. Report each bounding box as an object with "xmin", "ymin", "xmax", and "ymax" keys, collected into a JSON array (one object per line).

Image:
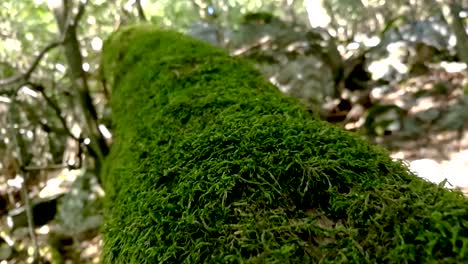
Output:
[
  {"xmin": 231, "ymin": 36, "xmax": 273, "ymax": 56},
  {"xmin": 0, "ymin": 0, "xmax": 87, "ymax": 88},
  {"xmin": 74, "ymin": 0, "xmax": 88, "ymax": 25},
  {"xmin": 24, "ymin": 164, "xmax": 69, "ymax": 171},
  {"xmin": 25, "ymin": 82, "xmax": 80, "ymax": 141},
  {"xmin": 0, "ymin": 41, "xmax": 63, "ymax": 87},
  {"xmin": 135, "ymin": 0, "xmax": 147, "ymax": 21},
  {"xmin": 6, "ymin": 93, "xmax": 39, "ymax": 261}
]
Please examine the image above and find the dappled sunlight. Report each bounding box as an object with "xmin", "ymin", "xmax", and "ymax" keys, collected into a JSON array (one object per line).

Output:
[{"xmin": 407, "ymin": 149, "xmax": 468, "ymax": 195}]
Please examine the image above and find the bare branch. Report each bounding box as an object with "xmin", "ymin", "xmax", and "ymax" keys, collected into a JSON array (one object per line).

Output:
[
  {"xmin": 24, "ymin": 164, "xmax": 69, "ymax": 171},
  {"xmin": 136, "ymin": 0, "xmax": 147, "ymax": 21},
  {"xmin": 0, "ymin": 0, "xmax": 89, "ymax": 88},
  {"xmin": 25, "ymin": 82, "xmax": 80, "ymax": 142},
  {"xmin": 6, "ymin": 97, "xmax": 39, "ymax": 261},
  {"xmin": 74, "ymin": 0, "xmax": 88, "ymax": 25},
  {"xmin": 0, "ymin": 41, "xmax": 63, "ymax": 87}
]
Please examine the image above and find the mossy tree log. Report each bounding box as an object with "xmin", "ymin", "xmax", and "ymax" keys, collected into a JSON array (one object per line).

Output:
[{"xmin": 101, "ymin": 25, "xmax": 468, "ymax": 263}]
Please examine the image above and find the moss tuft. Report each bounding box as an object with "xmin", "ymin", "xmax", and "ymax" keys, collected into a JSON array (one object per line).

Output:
[{"xmin": 101, "ymin": 25, "xmax": 468, "ymax": 263}]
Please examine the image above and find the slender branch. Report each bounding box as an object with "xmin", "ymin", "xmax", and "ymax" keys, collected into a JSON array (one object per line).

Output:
[
  {"xmin": 25, "ymin": 82, "xmax": 80, "ymax": 142},
  {"xmin": 0, "ymin": 41, "xmax": 63, "ymax": 87},
  {"xmin": 25, "ymin": 164, "xmax": 69, "ymax": 171},
  {"xmin": 14, "ymin": 82, "xmax": 84, "ymax": 171},
  {"xmin": 6, "ymin": 95, "xmax": 39, "ymax": 262},
  {"xmin": 0, "ymin": 82, "xmax": 25, "ymax": 97},
  {"xmin": 231, "ymin": 36, "xmax": 273, "ymax": 56},
  {"xmin": 74, "ymin": 0, "xmax": 88, "ymax": 25},
  {"xmin": 0, "ymin": 0, "xmax": 88, "ymax": 88},
  {"xmin": 51, "ymin": 0, "xmax": 109, "ymax": 166},
  {"xmin": 448, "ymin": 2, "xmax": 468, "ymax": 65},
  {"xmin": 135, "ymin": 0, "xmax": 147, "ymax": 21}
]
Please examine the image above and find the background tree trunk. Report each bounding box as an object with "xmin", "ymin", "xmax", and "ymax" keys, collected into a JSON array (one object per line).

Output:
[{"xmin": 48, "ymin": 0, "xmax": 109, "ymax": 172}]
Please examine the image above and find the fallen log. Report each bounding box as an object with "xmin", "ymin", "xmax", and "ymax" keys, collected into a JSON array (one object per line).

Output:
[{"xmin": 100, "ymin": 25, "xmax": 468, "ymax": 263}]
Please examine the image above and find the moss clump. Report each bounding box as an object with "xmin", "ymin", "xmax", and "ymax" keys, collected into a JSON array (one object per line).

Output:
[{"xmin": 101, "ymin": 25, "xmax": 468, "ymax": 263}]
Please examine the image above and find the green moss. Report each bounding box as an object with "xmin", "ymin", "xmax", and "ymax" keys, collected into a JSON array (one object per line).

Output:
[{"xmin": 101, "ymin": 25, "xmax": 468, "ymax": 263}]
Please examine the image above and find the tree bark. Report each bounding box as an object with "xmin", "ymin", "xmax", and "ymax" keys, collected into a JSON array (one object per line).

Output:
[
  {"xmin": 446, "ymin": 1, "xmax": 468, "ymax": 64},
  {"xmin": 49, "ymin": 0, "xmax": 109, "ymax": 172}
]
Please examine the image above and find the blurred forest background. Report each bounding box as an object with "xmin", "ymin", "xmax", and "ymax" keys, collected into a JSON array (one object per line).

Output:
[{"xmin": 0, "ymin": 0, "xmax": 467, "ymax": 263}]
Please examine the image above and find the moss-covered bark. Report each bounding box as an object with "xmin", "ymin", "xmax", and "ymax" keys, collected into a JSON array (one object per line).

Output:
[{"xmin": 101, "ymin": 25, "xmax": 468, "ymax": 263}]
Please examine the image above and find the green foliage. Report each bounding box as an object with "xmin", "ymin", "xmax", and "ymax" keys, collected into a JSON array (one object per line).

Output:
[
  {"xmin": 101, "ymin": 25, "xmax": 468, "ymax": 263},
  {"xmin": 0, "ymin": 1, "xmax": 56, "ymax": 69}
]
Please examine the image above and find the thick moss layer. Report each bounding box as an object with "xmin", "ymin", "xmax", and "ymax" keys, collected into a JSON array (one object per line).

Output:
[{"xmin": 101, "ymin": 25, "xmax": 468, "ymax": 263}]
